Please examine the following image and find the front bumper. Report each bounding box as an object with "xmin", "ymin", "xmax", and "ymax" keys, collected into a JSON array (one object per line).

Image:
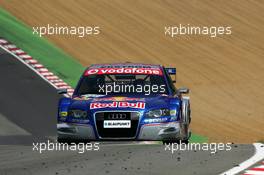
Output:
[
  {"xmin": 138, "ymin": 122, "xmax": 181, "ymax": 140},
  {"xmin": 57, "ymin": 121, "xmax": 181, "ymax": 141},
  {"xmin": 57, "ymin": 123, "xmax": 96, "ymax": 140}
]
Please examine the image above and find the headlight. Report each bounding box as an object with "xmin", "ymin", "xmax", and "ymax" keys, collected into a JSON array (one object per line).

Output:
[
  {"xmin": 146, "ymin": 109, "xmax": 170, "ymax": 118},
  {"xmin": 68, "ymin": 110, "xmax": 87, "ymax": 119},
  {"xmin": 170, "ymin": 110, "xmax": 177, "ymax": 117},
  {"xmin": 59, "ymin": 111, "xmax": 68, "ymax": 117}
]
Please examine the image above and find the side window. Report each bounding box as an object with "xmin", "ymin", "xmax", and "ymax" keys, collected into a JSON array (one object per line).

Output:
[{"xmin": 164, "ymin": 68, "xmax": 176, "ymax": 94}]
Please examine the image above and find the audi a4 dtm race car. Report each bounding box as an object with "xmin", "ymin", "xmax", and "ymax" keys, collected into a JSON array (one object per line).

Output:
[{"xmin": 57, "ymin": 63, "xmax": 191, "ymax": 143}]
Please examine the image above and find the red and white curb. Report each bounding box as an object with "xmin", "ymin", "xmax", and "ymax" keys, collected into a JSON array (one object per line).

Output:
[
  {"xmin": 242, "ymin": 161, "xmax": 264, "ymax": 175},
  {"xmin": 0, "ymin": 38, "xmax": 74, "ymax": 97},
  {"xmin": 220, "ymin": 143, "xmax": 264, "ymax": 175}
]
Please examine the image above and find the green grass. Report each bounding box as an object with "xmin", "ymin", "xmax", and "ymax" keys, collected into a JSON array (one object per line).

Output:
[
  {"xmin": 0, "ymin": 8, "xmax": 84, "ymax": 87},
  {"xmin": 0, "ymin": 7, "xmax": 208, "ymax": 143},
  {"xmin": 257, "ymin": 140, "xmax": 264, "ymax": 143},
  {"xmin": 190, "ymin": 134, "xmax": 208, "ymax": 143}
]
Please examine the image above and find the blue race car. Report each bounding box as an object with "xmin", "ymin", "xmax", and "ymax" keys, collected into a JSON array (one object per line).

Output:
[{"xmin": 57, "ymin": 63, "xmax": 191, "ymax": 143}]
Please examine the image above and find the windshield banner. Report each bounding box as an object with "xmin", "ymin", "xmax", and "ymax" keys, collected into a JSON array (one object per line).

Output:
[{"xmin": 84, "ymin": 68, "xmax": 163, "ymax": 76}]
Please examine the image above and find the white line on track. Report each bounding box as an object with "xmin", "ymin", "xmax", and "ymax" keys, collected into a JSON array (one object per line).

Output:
[
  {"xmin": 243, "ymin": 170, "xmax": 264, "ymax": 175},
  {"xmin": 219, "ymin": 143, "xmax": 264, "ymax": 175}
]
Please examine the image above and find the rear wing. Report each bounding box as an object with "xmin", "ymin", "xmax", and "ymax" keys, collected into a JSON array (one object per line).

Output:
[{"xmin": 165, "ymin": 68, "xmax": 176, "ymax": 83}]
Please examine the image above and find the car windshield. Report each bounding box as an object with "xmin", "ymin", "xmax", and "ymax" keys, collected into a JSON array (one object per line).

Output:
[{"xmin": 75, "ymin": 74, "xmax": 168, "ymax": 96}]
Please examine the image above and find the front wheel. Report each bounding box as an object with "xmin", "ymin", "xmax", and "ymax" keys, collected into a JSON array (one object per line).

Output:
[{"xmin": 162, "ymin": 130, "xmax": 191, "ymax": 145}]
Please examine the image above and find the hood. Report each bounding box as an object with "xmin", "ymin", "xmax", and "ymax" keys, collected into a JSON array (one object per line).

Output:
[{"xmin": 69, "ymin": 94, "xmax": 180, "ymax": 111}]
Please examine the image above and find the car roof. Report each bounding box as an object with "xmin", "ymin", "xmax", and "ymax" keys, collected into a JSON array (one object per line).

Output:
[{"xmin": 88, "ymin": 63, "xmax": 162, "ymax": 69}]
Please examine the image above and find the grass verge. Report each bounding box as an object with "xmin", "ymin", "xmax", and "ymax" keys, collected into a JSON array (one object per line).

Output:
[
  {"xmin": 0, "ymin": 7, "xmax": 84, "ymax": 86},
  {"xmin": 190, "ymin": 134, "xmax": 208, "ymax": 143},
  {"xmin": 0, "ymin": 7, "xmax": 208, "ymax": 143}
]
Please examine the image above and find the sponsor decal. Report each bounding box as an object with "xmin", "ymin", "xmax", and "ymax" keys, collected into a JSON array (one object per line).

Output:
[
  {"xmin": 84, "ymin": 94, "xmax": 105, "ymax": 98},
  {"xmin": 86, "ymin": 69, "xmax": 99, "ymax": 75},
  {"xmin": 90, "ymin": 102, "xmax": 145, "ymax": 109},
  {"xmin": 143, "ymin": 116, "xmax": 178, "ymax": 124},
  {"xmin": 84, "ymin": 68, "xmax": 162, "ymax": 76},
  {"xmin": 90, "ymin": 101, "xmax": 118, "ymax": 109},
  {"xmin": 70, "ymin": 119, "xmax": 90, "ymax": 124},
  {"xmin": 91, "ymin": 65, "xmax": 159, "ymax": 69},
  {"xmin": 103, "ymin": 120, "xmax": 131, "ymax": 128},
  {"xmin": 144, "ymin": 117, "xmax": 169, "ymax": 123},
  {"xmin": 118, "ymin": 101, "xmax": 145, "ymax": 109}
]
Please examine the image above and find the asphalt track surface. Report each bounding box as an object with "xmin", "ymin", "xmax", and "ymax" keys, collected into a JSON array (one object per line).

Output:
[
  {"xmin": 0, "ymin": 48, "xmax": 60, "ymax": 145},
  {"xmin": 0, "ymin": 48, "xmax": 255, "ymax": 175}
]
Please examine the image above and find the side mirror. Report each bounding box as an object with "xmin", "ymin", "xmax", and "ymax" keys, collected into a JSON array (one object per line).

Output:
[
  {"xmin": 57, "ymin": 89, "xmax": 68, "ymax": 94},
  {"xmin": 166, "ymin": 68, "xmax": 177, "ymax": 83},
  {"xmin": 177, "ymin": 87, "xmax": 189, "ymax": 94}
]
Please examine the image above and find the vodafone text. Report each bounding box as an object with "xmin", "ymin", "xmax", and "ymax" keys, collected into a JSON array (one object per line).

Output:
[{"xmin": 85, "ymin": 68, "xmax": 163, "ymax": 75}]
